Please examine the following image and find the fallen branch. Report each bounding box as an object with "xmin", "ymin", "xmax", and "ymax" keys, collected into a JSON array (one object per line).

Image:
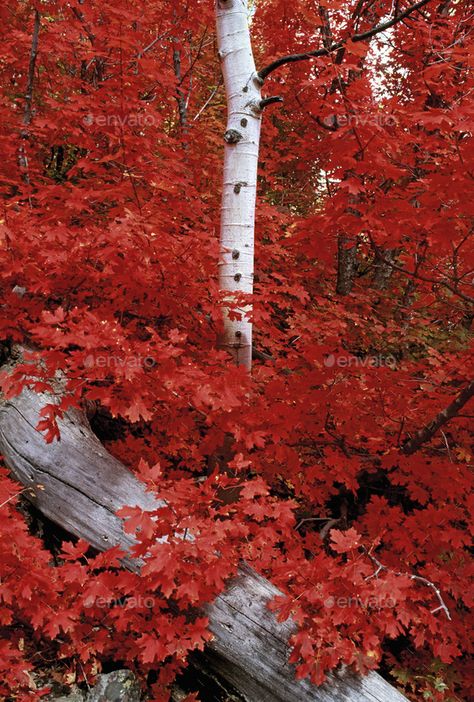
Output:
[{"xmin": 0, "ymin": 379, "xmax": 409, "ymax": 701}]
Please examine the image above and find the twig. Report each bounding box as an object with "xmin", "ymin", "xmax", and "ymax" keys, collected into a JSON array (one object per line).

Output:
[
  {"xmin": 78, "ymin": 661, "xmax": 91, "ymax": 692},
  {"xmin": 440, "ymin": 430, "xmax": 453, "ymax": 462},
  {"xmin": 0, "ymin": 487, "xmax": 34, "ymax": 510},
  {"xmin": 295, "ymin": 516, "xmax": 333, "ymax": 531},
  {"xmin": 193, "ymin": 77, "xmax": 222, "ymax": 121},
  {"xmin": 369, "ymin": 236, "xmax": 474, "ymax": 304},
  {"xmin": 139, "ymin": 31, "xmax": 169, "ymax": 58},
  {"xmin": 364, "ymin": 550, "xmax": 451, "ymax": 620}
]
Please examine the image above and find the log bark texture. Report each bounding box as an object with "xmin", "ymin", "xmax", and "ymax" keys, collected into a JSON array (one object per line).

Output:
[{"xmin": 0, "ymin": 384, "xmax": 409, "ymax": 702}]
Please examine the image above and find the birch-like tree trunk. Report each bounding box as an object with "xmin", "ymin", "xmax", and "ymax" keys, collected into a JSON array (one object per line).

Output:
[{"xmin": 216, "ymin": 0, "xmax": 262, "ymax": 370}]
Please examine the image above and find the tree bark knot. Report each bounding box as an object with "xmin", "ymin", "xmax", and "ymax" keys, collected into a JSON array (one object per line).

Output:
[{"xmin": 224, "ymin": 129, "xmax": 243, "ymax": 144}]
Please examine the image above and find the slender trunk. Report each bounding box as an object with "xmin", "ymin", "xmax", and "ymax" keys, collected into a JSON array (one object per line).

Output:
[
  {"xmin": 19, "ymin": 8, "xmax": 40, "ymax": 197},
  {"xmin": 22, "ymin": 10, "xmax": 40, "ymax": 129},
  {"xmin": 395, "ymin": 276, "xmax": 417, "ymax": 323},
  {"xmin": 335, "ymin": 189, "xmax": 362, "ymax": 297},
  {"xmin": 372, "ymin": 248, "xmax": 399, "ymax": 291},
  {"xmin": 216, "ymin": 0, "xmax": 262, "ymax": 370},
  {"xmin": 173, "ymin": 43, "xmax": 188, "ymax": 131},
  {"xmin": 336, "ymin": 234, "xmax": 358, "ymax": 295}
]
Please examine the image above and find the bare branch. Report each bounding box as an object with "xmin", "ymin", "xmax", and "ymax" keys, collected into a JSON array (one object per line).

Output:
[
  {"xmin": 258, "ymin": 0, "xmax": 434, "ymax": 80},
  {"xmin": 369, "ymin": 236, "xmax": 474, "ymax": 304},
  {"xmin": 364, "ymin": 550, "xmax": 451, "ymax": 620},
  {"xmin": 71, "ymin": 4, "xmax": 96, "ymax": 45}
]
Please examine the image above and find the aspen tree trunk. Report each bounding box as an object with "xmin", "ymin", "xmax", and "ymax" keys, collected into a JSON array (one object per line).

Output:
[{"xmin": 216, "ymin": 0, "xmax": 262, "ymax": 370}]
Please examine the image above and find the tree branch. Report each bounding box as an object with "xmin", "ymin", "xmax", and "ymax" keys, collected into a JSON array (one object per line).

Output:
[
  {"xmin": 258, "ymin": 0, "xmax": 434, "ymax": 80},
  {"xmin": 369, "ymin": 237, "xmax": 474, "ymax": 304},
  {"xmin": 71, "ymin": 4, "xmax": 96, "ymax": 45},
  {"xmin": 258, "ymin": 95, "xmax": 283, "ymax": 110},
  {"xmin": 403, "ymin": 379, "xmax": 474, "ymax": 455},
  {"xmin": 364, "ymin": 550, "xmax": 451, "ymax": 620}
]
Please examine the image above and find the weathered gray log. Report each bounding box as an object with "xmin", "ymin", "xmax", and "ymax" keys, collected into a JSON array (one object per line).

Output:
[{"xmin": 0, "ymin": 384, "xmax": 409, "ymax": 702}]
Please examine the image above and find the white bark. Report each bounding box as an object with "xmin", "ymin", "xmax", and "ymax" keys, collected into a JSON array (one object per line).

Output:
[{"xmin": 216, "ymin": 0, "xmax": 262, "ymax": 370}]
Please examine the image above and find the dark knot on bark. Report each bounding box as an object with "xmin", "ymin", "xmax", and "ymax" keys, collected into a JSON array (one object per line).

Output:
[
  {"xmin": 233, "ymin": 181, "xmax": 247, "ymax": 194},
  {"xmin": 224, "ymin": 129, "xmax": 243, "ymax": 144}
]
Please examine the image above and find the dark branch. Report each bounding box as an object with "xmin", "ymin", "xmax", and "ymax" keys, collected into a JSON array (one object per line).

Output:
[
  {"xmin": 23, "ymin": 10, "xmax": 41, "ymax": 127},
  {"xmin": 252, "ymin": 346, "xmax": 273, "ymax": 362},
  {"xmin": 258, "ymin": 0, "xmax": 434, "ymax": 80},
  {"xmin": 369, "ymin": 237, "xmax": 474, "ymax": 304},
  {"xmin": 71, "ymin": 5, "xmax": 96, "ymax": 45},
  {"xmin": 258, "ymin": 96, "xmax": 284, "ymax": 110},
  {"xmin": 403, "ymin": 380, "xmax": 474, "ymax": 455}
]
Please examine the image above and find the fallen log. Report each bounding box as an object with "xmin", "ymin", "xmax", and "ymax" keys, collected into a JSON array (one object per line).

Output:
[{"xmin": 0, "ymin": 382, "xmax": 409, "ymax": 702}]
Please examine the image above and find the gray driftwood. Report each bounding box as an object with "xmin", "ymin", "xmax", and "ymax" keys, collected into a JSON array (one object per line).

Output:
[{"xmin": 0, "ymin": 382, "xmax": 408, "ymax": 702}]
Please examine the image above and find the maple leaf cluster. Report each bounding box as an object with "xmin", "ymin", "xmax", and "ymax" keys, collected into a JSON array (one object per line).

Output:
[{"xmin": 0, "ymin": 1, "xmax": 472, "ymax": 701}]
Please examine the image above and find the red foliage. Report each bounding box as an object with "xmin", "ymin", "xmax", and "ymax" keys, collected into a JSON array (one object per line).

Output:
[{"xmin": 0, "ymin": 1, "xmax": 472, "ymax": 700}]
